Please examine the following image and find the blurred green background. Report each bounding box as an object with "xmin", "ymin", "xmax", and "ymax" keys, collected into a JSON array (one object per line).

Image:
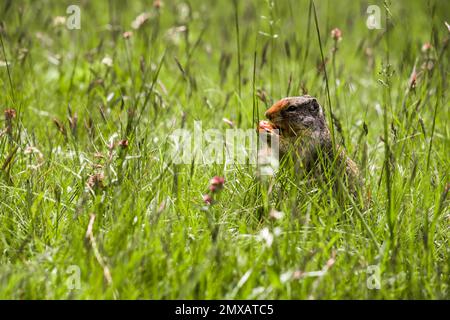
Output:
[{"xmin": 0, "ymin": 0, "xmax": 448, "ymax": 299}]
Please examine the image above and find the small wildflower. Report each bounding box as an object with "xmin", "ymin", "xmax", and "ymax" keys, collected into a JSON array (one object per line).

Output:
[
  {"xmin": 269, "ymin": 209, "xmax": 284, "ymax": 220},
  {"xmin": 4, "ymin": 108, "xmax": 16, "ymax": 121},
  {"xmin": 331, "ymin": 28, "xmax": 342, "ymax": 41},
  {"xmin": 203, "ymin": 194, "xmax": 213, "ymax": 205},
  {"xmin": 101, "ymin": 56, "xmax": 113, "ymax": 67},
  {"xmin": 210, "ymin": 176, "xmax": 225, "ymax": 191},
  {"xmin": 87, "ymin": 172, "xmax": 105, "ymax": 190},
  {"xmin": 258, "ymin": 227, "xmax": 274, "ymax": 247},
  {"xmin": 118, "ymin": 139, "xmax": 129, "ymax": 148},
  {"xmin": 421, "ymin": 42, "xmax": 432, "ymax": 53},
  {"xmin": 131, "ymin": 12, "xmax": 152, "ymax": 30},
  {"xmin": 123, "ymin": 31, "xmax": 133, "ymax": 39},
  {"xmin": 203, "ymin": 176, "xmax": 225, "ymax": 205},
  {"xmin": 53, "ymin": 16, "xmax": 66, "ymax": 27}
]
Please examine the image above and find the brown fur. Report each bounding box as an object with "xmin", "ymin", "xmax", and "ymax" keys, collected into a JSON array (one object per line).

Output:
[{"xmin": 261, "ymin": 95, "xmax": 361, "ymax": 196}]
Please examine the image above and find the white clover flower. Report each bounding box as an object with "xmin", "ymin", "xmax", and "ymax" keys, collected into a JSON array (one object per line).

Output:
[
  {"xmin": 258, "ymin": 227, "xmax": 273, "ymax": 247},
  {"xmin": 101, "ymin": 56, "xmax": 113, "ymax": 67},
  {"xmin": 53, "ymin": 16, "xmax": 66, "ymax": 27},
  {"xmin": 269, "ymin": 209, "xmax": 284, "ymax": 220}
]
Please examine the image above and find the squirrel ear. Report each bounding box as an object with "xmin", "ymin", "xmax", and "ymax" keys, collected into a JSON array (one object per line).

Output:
[{"xmin": 310, "ymin": 98, "xmax": 320, "ymax": 113}]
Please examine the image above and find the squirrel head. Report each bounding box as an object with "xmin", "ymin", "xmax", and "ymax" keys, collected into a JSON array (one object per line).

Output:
[{"xmin": 264, "ymin": 95, "xmax": 327, "ymax": 137}]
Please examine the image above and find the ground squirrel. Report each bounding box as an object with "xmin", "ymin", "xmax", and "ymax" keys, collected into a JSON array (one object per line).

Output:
[{"xmin": 259, "ymin": 95, "xmax": 361, "ymax": 196}]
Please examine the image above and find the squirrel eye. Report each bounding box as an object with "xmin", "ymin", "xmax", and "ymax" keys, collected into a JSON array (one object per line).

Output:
[{"xmin": 287, "ymin": 105, "xmax": 297, "ymax": 111}]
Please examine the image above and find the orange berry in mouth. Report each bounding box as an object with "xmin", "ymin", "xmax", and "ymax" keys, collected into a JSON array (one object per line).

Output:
[{"xmin": 258, "ymin": 120, "xmax": 278, "ymax": 134}]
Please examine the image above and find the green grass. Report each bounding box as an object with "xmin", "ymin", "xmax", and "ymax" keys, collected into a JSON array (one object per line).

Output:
[{"xmin": 0, "ymin": 0, "xmax": 449, "ymax": 299}]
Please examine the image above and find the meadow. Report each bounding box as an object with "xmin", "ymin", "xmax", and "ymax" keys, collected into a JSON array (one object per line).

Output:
[{"xmin": 0, "ymin": 0, "xmax": 448, "ymax": 299}]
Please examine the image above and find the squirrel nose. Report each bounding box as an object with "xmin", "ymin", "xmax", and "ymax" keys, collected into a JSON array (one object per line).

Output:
[{"xmin": 265, "ymin": 110, "xmax": 273, "ymax": 120}]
